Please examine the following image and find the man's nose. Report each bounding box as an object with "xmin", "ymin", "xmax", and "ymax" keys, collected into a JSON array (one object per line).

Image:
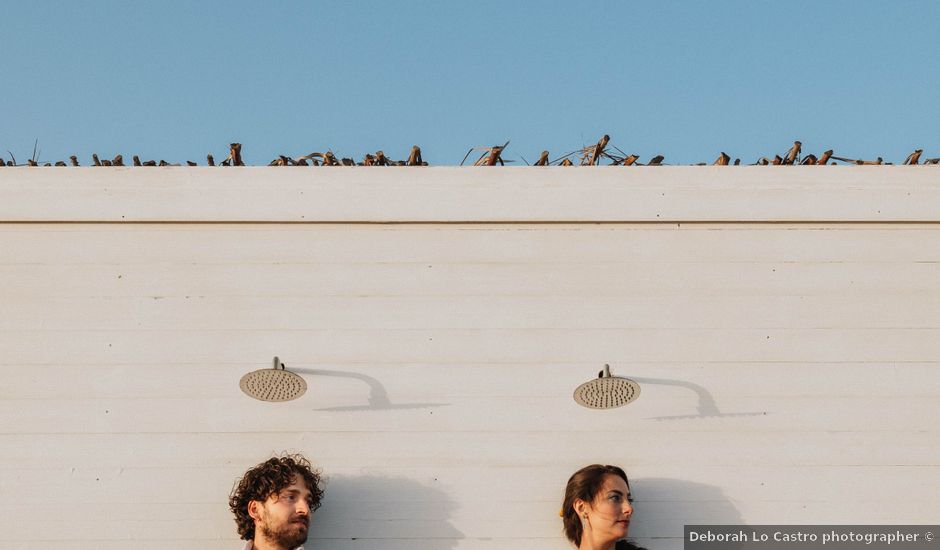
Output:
[{"xmin": 296, "ymin": 500, "xmax": 310, "ymax": 516}]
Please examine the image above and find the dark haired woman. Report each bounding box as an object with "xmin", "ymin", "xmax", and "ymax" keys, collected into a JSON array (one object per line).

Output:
[{"xmin": 561, "ymin": 464, "xmax": 646, "ymax": 550}]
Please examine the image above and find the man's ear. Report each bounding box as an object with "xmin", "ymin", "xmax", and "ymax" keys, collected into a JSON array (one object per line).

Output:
[{"xmin": 248, "ymin": 500, "xmax": 263, "ymax": 521}]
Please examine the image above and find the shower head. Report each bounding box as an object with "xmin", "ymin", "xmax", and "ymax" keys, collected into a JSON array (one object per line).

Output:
[
  {"xmin": 573, "ymin": 364, "xmax": 640, "ymax": 409},
  {"xmin": 240, "ymin": 356, "xmax": 307, "ymax": 402}
]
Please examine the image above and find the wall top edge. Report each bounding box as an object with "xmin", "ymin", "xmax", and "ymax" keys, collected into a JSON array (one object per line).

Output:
[{"xmin": 2, "ymin": 167, "xmax": 939, "ymax": 222}]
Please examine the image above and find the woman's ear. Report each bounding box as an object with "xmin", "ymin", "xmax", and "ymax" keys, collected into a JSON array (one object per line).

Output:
[{"xmin": 573, "ymin": 498, "xmax": 588, "ymax": 517}]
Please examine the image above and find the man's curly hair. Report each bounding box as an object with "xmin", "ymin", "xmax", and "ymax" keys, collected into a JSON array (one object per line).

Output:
[{"xmin": 229, "ymin": 454, "xmax": 324, "ymax": 541}]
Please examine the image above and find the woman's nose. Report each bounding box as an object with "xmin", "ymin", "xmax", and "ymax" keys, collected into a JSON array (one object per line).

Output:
[{"xmin": 623, "ymin": 501, "xmax": 633, "ymax": 516}]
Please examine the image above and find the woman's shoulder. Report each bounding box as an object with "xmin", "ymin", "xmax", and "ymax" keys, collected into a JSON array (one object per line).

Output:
[{"xmin": 617, "ymin": 541, "xmax": 647, "ymax": 550}]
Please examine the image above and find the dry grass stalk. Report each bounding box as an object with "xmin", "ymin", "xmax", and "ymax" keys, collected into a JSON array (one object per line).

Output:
[
  {"xmin": 831, "ymin": 155, "xmax": 883, "ymax": 165},
  {"xmin": 583, "ymin": 134, "xmax": 610, "ymax": 166},
  {"xmin": 374, "ymin": 151, "xmax": 390, "ymax": 166},
  {"xmin": 621, "ymin": 154, "xmax": 639, "ymax": 166},
  {"xmin": 482, "ymin": 145, "xmax": 505, "ymax": 166},
  {"xmin": 903, "ymin": 149, "xmax": 923, "ymax": 165},
  {"xmin": 295, "ymin": 153, "xmax": 322, "ymax": 165},
  {"xmin": 472, "ymin": 142, "xmax": 508, "ymax": 166},
  {"xmin": 534, "ymin": 151, "xmax": 550, "ymax": 166},
  {"xmin": 462, "ymin": 140, "xmax": 509, "ymax": 166},
  {"xmin": 407, "ymin": 145, "xmax": 423, "ymax": 166},
  {"xmin": 222, "ymin": 143, "xmax": 244, "ymax": 166},
  {"xmin": 783, "ymin": 141, "xmax": 801, "ymax": 165},
  {"xmin": 268, "ymin": 155, "xmax": 292, "ymax": 166},
  {"xmin": 232, "ymin": 143, "xmax": 244, "ymax": 166},
  {"xmin": 714, "ymin": 152, "xmax": 730, "ymax": 166}
]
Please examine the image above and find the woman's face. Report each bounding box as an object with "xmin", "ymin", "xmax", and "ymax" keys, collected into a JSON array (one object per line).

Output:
[{"xmin": 579, "ymin": 474, "xmax": 634, "ymax": 544}]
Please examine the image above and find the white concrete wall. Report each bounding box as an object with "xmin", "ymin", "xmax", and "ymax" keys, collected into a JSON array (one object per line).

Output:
[{"xmin": 1, "ymin": 167, "xmax": 938, "ymax": 549}]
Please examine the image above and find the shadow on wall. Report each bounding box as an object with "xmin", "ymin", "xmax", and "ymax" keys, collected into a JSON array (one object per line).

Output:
[
  {"xmin": 293, "ymin": 368, "xmax": 446, "ymax": 411},
  {"xmin": 632, "ymin": 376, "xmax": 766, "ymax": 421},
  {"xmin": 631, "ymin": 478, "xmax": 743, "ymax": 550},
  {"xmin": 309, "ymin": 475, "xmax": 464, "ymax": 550}
]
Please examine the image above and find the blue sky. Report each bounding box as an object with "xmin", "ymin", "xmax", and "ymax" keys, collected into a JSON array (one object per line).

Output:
[{"xmin": 2, "ymin": 1, "xmax": 938, "ymax": 165}]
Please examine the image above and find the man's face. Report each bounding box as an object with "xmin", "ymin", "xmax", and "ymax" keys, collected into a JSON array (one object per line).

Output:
[{"xmin": 250, "ymin": 474, "xmax": 313, "ymax": 549}]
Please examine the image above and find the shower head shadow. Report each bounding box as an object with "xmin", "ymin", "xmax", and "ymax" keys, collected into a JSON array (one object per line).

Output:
[
  {"xmin": 239, "ymin": 356, "xmax": 307, "ymax": 402},
  {"xmin": 291, "ymin": 368, "xmax": 445, "ymax": 411},
  {"xmin": 573, "ymin": 364, "xmax": 641, "ymax": 409},
  {"xmin": 628, "ymin": 376, "xmax": 767, "ymax": 421}
]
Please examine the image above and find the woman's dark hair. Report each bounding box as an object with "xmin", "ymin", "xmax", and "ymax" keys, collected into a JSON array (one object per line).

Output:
[
  {"xmin": 562, "ymin": 464, "xmax": 645, "ymax": 550},
  {"xmin": 229, "ymin": 454, "xmax": 324, "ymax": 541}
]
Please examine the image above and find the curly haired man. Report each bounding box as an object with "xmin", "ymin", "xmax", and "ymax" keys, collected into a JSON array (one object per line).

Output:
[{"xmin": 229, "ymin": 454, "xmax": 324, "ymax": 550}]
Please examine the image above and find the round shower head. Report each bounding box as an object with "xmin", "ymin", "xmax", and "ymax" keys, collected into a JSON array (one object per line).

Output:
[
  {"xmin": 573, "ymin": 364, "xmax": 640, "ymax": 409},
  {"xmin": 240, "ymin": 357, "xmax": 307, "ymax": 402}
]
